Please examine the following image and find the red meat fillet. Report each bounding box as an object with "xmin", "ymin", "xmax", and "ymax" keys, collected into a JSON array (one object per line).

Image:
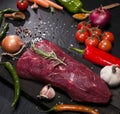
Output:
[{"xmin": 16, "ymin": 39, "xmax": 112, "ymax": 104}]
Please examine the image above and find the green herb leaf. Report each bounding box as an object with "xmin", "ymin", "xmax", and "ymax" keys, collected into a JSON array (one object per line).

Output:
[{"xmin": 31, "ymin": 44, "xmax": 66, "ymax": 66}]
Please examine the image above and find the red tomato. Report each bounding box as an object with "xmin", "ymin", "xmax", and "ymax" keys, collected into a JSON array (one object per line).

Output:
[
  {"xmin": 85, "ymin": 36, "xmax": 99, "ymax": 47},
  {"xmin": 102, "ymin": 31, "xmax": 114, "ymax": 42},
  {"xmin": 75, "ymin": 29, "xmax": 89, "ymax": 43},
  {"xmin": 77, "ymin": 21, "xmax": 91, "ymax": 30},
  {"xmin": 89, "ymin": 27, "xmax": 102, "ymax": 37},
  {"xmin": 17, "ymin": 0, "xmax": 28, "ymax": 11},
  {"xmin": 98, "ymin": 39, "xmax": 112, "ymax": 52}
]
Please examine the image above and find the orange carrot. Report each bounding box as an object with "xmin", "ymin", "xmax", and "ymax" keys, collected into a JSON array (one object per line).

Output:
[
  {"xmin": 44, "ymin": 0, "xmax": 63, "ymax": 10},
  {"xmin": 28, "ymin": 0, "xmax": 49, "ymax": 8}
]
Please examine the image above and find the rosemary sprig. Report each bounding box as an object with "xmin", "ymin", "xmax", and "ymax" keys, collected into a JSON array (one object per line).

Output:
[{"xmin": 31, "ymin": 44, "xmax": 66, "ymax": 66}]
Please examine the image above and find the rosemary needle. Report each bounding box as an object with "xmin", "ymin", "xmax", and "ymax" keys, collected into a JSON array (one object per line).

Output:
[{"xmin": 31, "ymin": 44, "xmax": 66, "ymax": 66}]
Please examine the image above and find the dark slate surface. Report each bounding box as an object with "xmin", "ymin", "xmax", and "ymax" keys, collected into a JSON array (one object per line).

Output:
[{"xmin": 0, "ymin": 0, "xmax": 120, "ymax": 114}]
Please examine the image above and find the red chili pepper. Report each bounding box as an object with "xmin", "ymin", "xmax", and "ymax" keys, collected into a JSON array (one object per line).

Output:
[
  {"xmin": 48, "ymin": 104, "xmax": 99, "ymax": 114},
  {"xmin": 71, "ymin": 45, "xmax": 120, "ymax": 67}
]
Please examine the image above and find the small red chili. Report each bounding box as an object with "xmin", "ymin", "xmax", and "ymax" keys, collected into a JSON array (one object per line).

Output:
[
  {"xmin": 48, "ymin": 104, "xmax": 99, "ymax": 114},
  {"xmin": 71, "ymin": 45, "xmax": 120, "ymax": 67}
]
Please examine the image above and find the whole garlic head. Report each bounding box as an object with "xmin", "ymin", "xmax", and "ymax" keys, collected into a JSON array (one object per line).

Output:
[{"xmin": 100, "ymin": 64, "xmax": 120, "ymax": 87}]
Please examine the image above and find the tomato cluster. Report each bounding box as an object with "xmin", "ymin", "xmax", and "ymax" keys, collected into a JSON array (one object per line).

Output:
[{"xmin": 75, "ymin": 21, "xmax": 115, "ymax": 52}]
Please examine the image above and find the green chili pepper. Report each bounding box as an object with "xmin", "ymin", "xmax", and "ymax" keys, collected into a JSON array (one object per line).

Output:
[
  {"xmin": 0, "ymin": 8, "xmax": 18, "ymax": 25},
  {"xmin": 0, "ymin": 23, "xmax": 9, "ymax": 39},
  {"xmin": 0, "ymin": 12, "xmax": 3, "ymax": 25},
  {"xmin": 56, "ymin": 0, "xmax": 91, "ymax": 14},
  {"xmin": 1, "ymin": 8, "xmax": 18, "ymax": 14},
  {"xmin": 4, "ymin": 62, "xmax": 20, "ymax": 107}
]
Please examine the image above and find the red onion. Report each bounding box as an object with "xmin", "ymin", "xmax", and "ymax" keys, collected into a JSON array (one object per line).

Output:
[{"xmin": 89, "ymin": 7, "xmax": 111, "ymax": 28}]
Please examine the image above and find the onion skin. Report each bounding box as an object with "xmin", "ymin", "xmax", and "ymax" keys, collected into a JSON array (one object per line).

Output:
[
  {"xmin": 1, "ymin": 35, "xmax": 24, "ymax": 54},
  {"xmin": 89, "ymin": 7, "xmax": 111, "ymax": 28}
]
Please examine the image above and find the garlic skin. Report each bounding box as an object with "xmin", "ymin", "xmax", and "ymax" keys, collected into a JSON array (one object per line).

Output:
[
  {"xmin": 100, "ymin": 65, "xmax": 120, "ymax": 87},
  {"xmin": 31, "ymin": 2, "xmax": 38, "ymax": 9},
  {"xmin": 37, "ymin": 84, "xmax": 56, "ymax": 99}
]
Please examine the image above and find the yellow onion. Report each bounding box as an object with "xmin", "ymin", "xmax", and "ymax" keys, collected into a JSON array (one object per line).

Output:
[{"xmin": 1, "ymin": 35, "xmax": 24, "ymax": 54}]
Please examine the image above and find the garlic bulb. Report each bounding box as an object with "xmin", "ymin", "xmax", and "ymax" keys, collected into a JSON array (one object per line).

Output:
[{"xmin": 100, "ymin": 64, "xmax": 120, "ymax": 87}]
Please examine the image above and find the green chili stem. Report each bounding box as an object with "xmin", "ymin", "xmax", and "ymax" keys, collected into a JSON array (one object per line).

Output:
[
  {"xmin": 4, "ymin": 62, "xmax": 20, "ymax": 107},
  {"xmin": 70, "ymin": 47, "xmax": 85, "ymax": 55},
  {"xmin": 80, "ymin": 8, "xmax": 92, "ymax": 14}
]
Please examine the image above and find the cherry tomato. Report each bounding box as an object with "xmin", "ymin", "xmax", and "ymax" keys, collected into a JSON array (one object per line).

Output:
[
  {"xmin": 89, "ymin": 27, "xmax": 102, "ymax": 37},
  {"xmin": 85, "ymin": 36, "xmax": 99, "ymax": 47},
  {"xmin": 102, "ymin": 31, "xmax": 114, "ymax": 42},
  {"xmin": 98, "ymin": 39, "xmax": 112, "ymax": 52},
  {"xmin": 17, "ymin": 0, "xmax": 28, "ymax": 11},
  {"xmin": 75, "ymin": 29, "xmax": 89, "ymax": 43},
  {"xmin": 77, "ymin": 21, "xmax": 91, "ymax": 30}
]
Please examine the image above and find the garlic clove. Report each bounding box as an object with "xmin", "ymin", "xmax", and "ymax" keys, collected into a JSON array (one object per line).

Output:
[
  {"xmin": 37, "ymin": 84, "xmax": 56, "ymax": 99},
  {"xmin": 31, "ymin": 2, "xmax": 39, "ymax": 9}
]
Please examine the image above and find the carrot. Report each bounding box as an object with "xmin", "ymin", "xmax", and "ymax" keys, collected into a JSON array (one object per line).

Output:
[
  {"xmin": 48, "ymin": 104, "xmax": 99, "ymax": 114},
  {"xmin": 28, "ymin": 0, "xmax": 49, "ymax": 8},
  {"xmin": 44, "ymin": 0, "xmax": 63, "ymax": 10}
]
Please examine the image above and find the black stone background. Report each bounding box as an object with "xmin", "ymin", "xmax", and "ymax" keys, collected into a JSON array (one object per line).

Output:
[{"xmin": 0, "ymin": 0, "xmax": 120, "ymax": 114}]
